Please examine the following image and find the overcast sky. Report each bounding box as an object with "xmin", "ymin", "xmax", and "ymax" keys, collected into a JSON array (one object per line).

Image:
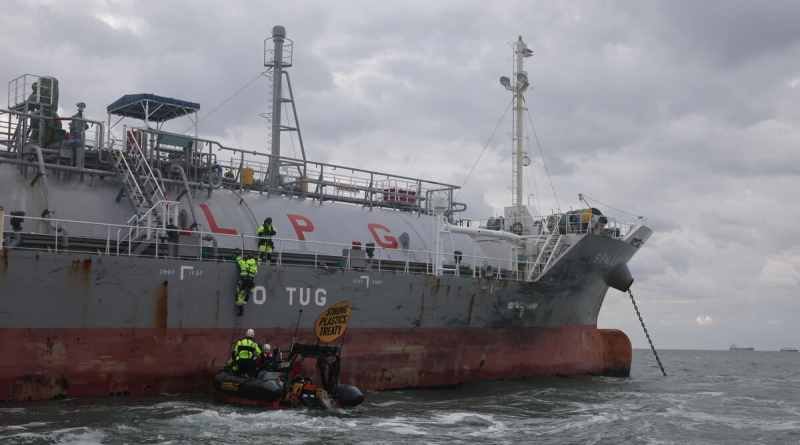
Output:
[{"xmin": 3, "ymin": 0, "xmax": 799, "ymax": 350}]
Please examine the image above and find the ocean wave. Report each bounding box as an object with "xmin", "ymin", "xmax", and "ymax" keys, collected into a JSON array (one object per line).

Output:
[
  {"xmin": 374, "ymin": 418, "xmax": 428, "ymax": 436},
  {"xmin": 0, "ymin": 431, "xmax": 49, "ymax": 444},
  {"xmin": 433, "ymin": 412, "xmax": 497, "ymax": 427},
  {"xmin": 0, "ymin": 421, "xmax": 50, "ymax": 433},
  {"xmin": 53, "ymin": 428, "xmax": 107, "ymax": 445},
  {"xmin": 661, "ymin": 406, "xmax": 800, "ymax": 432},
  {"xmin": 112, "ymin": 423, "xmax": 140, "ymax": 433},
  {"xmin": 0, "ymin": 427, "xmax": 106, "ymax": 445},
  {"xmin": 538, "ymin": 412, "xmax": 622, "ymax": 436},
  {"xmin": 168, "ymin": 406, "xmax": 359, "ymax": 433},
  {"xmin": 370, "ymin": 400, "xmax": 405, "ymax": 407}
]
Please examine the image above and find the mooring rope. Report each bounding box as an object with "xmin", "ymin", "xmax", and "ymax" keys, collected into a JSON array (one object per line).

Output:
[{"xmin": 628, "ymin": 288, "xmax": 667, "ymax": 376}]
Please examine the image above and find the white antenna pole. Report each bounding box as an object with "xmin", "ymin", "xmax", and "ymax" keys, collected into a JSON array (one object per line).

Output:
[
  {"xmin": 501, "ymin": 37, "xmax": 532, "ymax": 210},
  {"xmin": 513, "ymin": 38, "xmax": 524, "ymax": 208}
]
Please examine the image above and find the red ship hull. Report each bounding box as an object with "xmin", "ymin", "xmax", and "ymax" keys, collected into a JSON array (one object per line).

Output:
[{"xmin": 0, "ymin": 326, "xmax": 630, "ymax": 402}]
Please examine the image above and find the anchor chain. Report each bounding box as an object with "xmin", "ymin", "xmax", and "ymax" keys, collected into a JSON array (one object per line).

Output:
[{"xmin": 627, "ymin": 288, "xmax": 667, "ymax": 376}]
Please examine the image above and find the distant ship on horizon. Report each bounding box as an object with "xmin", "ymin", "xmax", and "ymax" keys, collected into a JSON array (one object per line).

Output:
[
  {"xmin": 779, "ymin": 347, "xmax": 798, "ymax": 352},
  {"xmin": 729, "ymin": 345, "xmax": 755, "ymax": 351}
]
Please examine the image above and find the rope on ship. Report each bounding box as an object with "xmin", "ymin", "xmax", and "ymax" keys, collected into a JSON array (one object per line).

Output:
[
  {"xmin": 525, "ymin": 107, "xmax": 561, "ymax": 211},
  {"xmin": 461, "ymin": 98, "xmax": 513, "ymax": 187},
  {"xmin": 627, "ymin": 288, "xmax": 667, "ymax": 376}
]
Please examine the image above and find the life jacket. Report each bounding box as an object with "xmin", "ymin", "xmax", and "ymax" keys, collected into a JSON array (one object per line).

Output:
[
  {"xmin": 257, "ymin": 223, "xmax": 275, "ymax": 237},
  {"xmin": 246, "ymin": 258, "xmax": 258, "ymax": 277},
  {"xmin": 236, "ymin": 256, "xmax": 250, "ymax": 278},
  {"xmin": 257, "ymin": 224, "xmax": 276, "ymax": 251},
  {"xmin": 233, "ymin": 337, "xmax": 262, "ymax": 361}
]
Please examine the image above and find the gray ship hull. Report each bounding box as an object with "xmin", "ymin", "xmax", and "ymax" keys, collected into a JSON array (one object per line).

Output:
[{"xmin": 0, "ymin": 229, "xmax": 641, "ymax": 401}]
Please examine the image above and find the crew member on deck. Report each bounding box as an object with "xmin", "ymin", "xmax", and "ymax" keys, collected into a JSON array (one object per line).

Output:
[
  {"xmin": 231, "ymin": 329, "xmax": 262, "ymax": 377},
  {"xmin": 256, "ymin": 217, "xmax": 276, "ymax": 263},
  {"xmin": 68, "ymin": 102, "xmax": 88, "ymax": 145},
  {"xmin": 235, "ymin": 255, "xmax": 258, "ymax": 316}
]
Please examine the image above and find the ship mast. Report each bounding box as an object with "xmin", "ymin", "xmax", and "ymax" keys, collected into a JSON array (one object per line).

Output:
[
  {"xmin": 264, "ymin": 25, "xmax": 304, "ymax": 188},
  {"xmin": 267, "ymin": 26, "xmax": 286, "ymax": 188},
  {"xmin": 500, "ymin": 36, "xmax": 533, "ymax": 211}
]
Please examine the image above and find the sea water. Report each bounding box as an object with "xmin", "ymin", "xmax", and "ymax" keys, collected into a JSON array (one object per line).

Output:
[{"xmin": 1, "ymin": 350, "xmax": 798, "ymax": 444}]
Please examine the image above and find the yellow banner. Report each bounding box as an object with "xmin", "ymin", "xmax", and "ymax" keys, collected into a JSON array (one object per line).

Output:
[{"xmin": 314, "ymin": 300, "xmax": 352, "ymax": 343}]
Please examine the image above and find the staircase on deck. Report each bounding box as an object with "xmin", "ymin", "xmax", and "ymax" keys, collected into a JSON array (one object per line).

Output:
[
  {"xmin": 527, "ymin": 230, "xmax": 564, "ymax": 281},
  {"xmin": 113, "ymin": 128, "xmax": 179, "ymax": 246}
]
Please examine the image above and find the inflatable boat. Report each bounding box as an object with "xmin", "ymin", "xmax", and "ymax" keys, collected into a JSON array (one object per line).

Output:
[{"xmin": 213, "ymin": 342, "xmax": 364, "ymax": 409}]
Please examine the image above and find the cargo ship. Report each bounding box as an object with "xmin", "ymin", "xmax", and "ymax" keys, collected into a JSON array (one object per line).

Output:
[{"xmin": 0, "ymin": 26, "xmax": 651, "ymax": 401}]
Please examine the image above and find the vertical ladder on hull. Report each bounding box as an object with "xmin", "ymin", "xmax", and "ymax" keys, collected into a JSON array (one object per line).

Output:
[
  {"xmin": 527, "ymin": 231, "xmax": 563, "ymax": 281},
  {"xmin": 113, "ymin": 128, "xmax": 177, "ymax": 242}
]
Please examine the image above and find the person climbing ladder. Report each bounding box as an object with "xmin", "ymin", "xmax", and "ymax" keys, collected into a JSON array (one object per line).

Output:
[{"xmin": 235, "ymin": 254, "xmax": 258, "ymax": 316}]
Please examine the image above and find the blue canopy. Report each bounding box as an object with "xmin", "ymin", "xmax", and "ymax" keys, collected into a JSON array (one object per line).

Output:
[{"xmin": 106, "ymin": 93, "xmax": 200, "ymax": 122}]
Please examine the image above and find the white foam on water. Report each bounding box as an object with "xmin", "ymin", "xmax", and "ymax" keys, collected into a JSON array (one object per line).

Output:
[
  {"xmin": 433, "ymin": 412, "xmax": 496, "ymax": 426},
  {"xmin": 53, "ymin": 428, "xmax": 107, "ymax": 445},
  {"xmin": 113, "ymin": 423, "xmax": 140, "ymax": 433},
  {"xmin": 695, "ymin": 391, "xmax": 725, "ymax": 397},
  {"xmin": 128, "ymin": 400, "xmax": 198, "ymax": 411},
  {"xmin": 169, "ymin": 406, "xmax": 359, "ymax": 434},
  {"xmin": 2, "ymin": 427, "xmax": 107, "ymax": 445},
  {"xmin": 374, "ymin": 418, "xmax": 428, "ymax": 436},
  {"xmin": 426, "ymin": 411, "xmax": 511, "ymax": 440},
  {"xmin": 660, "ymin": 406, "xmax": 800, "ymax": 432},
  {"xmin": 464, "ymin": 419, "xmax": 509, "ymax": 439},
  {"xmin": 537, "ymin": 411, "xmax": 621, "ymax": 436},
  {"xmin": 370, "ymin": 400, "xmax": 404, "ymax": 407},
  {"xmin": 0, "ymin": 421, "xmax": 50, "ymax": 432},
  {"xmin": 1, "ymin": 431, "xmax": 49, "ymax": 443}
]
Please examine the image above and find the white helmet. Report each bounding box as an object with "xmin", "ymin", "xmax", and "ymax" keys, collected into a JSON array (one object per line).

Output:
[
  {"xmin": 263, "ymin": 343, "xmax": 271, "ymax": 352},
  {"xmin": 245, "ymin": 328, "xmax": 255, "ymax": 338}
]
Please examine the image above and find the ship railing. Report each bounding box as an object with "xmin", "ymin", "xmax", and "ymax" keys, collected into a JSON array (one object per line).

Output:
[
  {"xmin": 218, "ymin": 145, "xmax": 454, "ymax": 213},
  {"xmin": 111, "ymin": 126, "xmax": 462, "ymax": 214},
  {"xmin": 2, "ymin": 213, "xmax": 536, "ymax": 282},
  {"xmin": 123, "ymin": 200, "xmax": 181, "ymax": 242},
  {"xmin": 7, "ymin": 74, "xmax": 58, "ymax": 111},
  {"xmin": 0, "ymin": 108, "xmax": 105, "ymax": 169},
  {"xmin": 454, "ymin": 211, "xmax": 638, "ymax": 240}
]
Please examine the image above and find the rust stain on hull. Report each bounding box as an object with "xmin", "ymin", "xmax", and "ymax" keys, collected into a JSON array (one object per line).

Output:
[
  {"xmin": 68, "ymin": 257, "xmax": 92, "ymax": 288},
  {"xmin": 0, "ymin": 326, "xmax": 631, "ymax": 402},
  {"xmin": 11, "ymin": 375, "xmax": 69, "ymax": 401},
  {"xmin": 0, "ymin": 247, "xmax": 8, "ymax": 273}
]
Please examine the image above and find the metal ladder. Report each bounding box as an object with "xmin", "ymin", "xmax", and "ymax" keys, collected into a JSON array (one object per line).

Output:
[
  {"xmin": 527, "ymin": 231, "xmax": 563, "ymax": 281},
  {"xmin": 0, "ymin": 111, "xmax": 19, "ymax": 151},
  {"xmin": 113, "ymin": 129, "xmax": 176, "ymax": 242}
]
